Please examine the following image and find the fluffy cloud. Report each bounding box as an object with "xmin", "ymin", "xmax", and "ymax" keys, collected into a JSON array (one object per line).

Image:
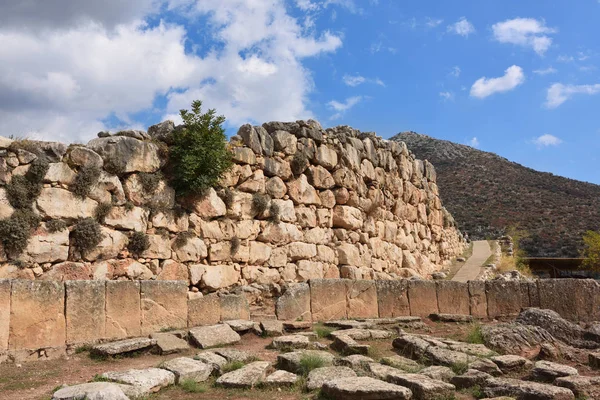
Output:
[
  {"xmin": 533, "ymin": 134, "xmax": 562, "ymax": 148},
  {"xmin": 470, "ymin": 65, "xmax": 525, "ymax": 99},
  {"xmin": 545, "ymin": 83, "xmax": 600, "ymax": 108},
  {"xmin": 327, "ymin": 96, "xmax": 362, "ymax": 120},
  {"xmin": 343, "ymin": 74, "xmax": 384, "ymax": 87},
  {"xmin": 439, "ymin": 92, "xmax": 454, "ymax": 101},
  {"xmin": 0, "ymin": 0, "xmax": 343, "ymax": 141},
  {"xmin": 447, "ymin": 17, "xmax": 475, "ymax": 37},
  {"xmin": 492, "ymin": 18, "xmax": 556, "ymax": 55}
]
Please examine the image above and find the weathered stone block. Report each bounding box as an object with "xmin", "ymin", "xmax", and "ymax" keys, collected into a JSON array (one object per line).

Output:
[
  {"xmin": 0, "ymin": 280, "xmax": 9, "ymax": 350},
  {"xmin": 141, "ymin": 281, "xmax": 188, "ymax": 335},
  {"xmin": 220, "ymin": 294, "xmax": 250, "ymax": 321},
  {"xmin": 468, "ymin": 281, "xmax": 488, "ymax": 318},
  {"xmin": 346, "ymin": 280, "xmax": 378, "ymax": 319},
  {"xmin": 436, "ymin": 281, "xmax": 470, "ymax": 316},
  {"xmin": 527, "ymin": 281, "xmax": 541, "ymax": 308},
  {"xmin": 66, "ymin": 281, "xmax": 105, "ymax": 344},
  {"xmin": 106, "ymin": 281, "xmax": 141, "ymax": 340},
  {"xmin": 276, "ymin": 283, "xmax": 311, "ymax": 321},
  {"xmin": 9, "ymin": 280, "xmax": 66, "ymax": 350},
  {"xmin": 188, "ymin": 294, "xmax": 221, "ymax": 327},
  {"xmin": 310, "ymin": 279, "xmax": 347, "ymax": 321},
  {"xmin": 537, "ymin": 279, "xmax": 600, "ymax": 322},
  {"xmin": 376, "ymin": 280, "xmax": 410, "ymax": 318},
  {"xmin": 486, "ymin": 281, "xmax": 522, "ymax": 318},
  {"xmin": 408, "ymin": 280, "xmax": 439, "ymax": 317}
]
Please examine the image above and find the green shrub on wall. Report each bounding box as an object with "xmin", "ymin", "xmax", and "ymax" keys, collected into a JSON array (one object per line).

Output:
[
  {"xmin": 169, "ymin": 100, "xmax": 233, "ymax": 197},
  {"xmin": 71, "ymin": 218, "xmax": 104, "ymax": 255}
]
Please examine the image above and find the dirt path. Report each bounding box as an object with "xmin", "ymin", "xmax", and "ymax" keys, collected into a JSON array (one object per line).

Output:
[{"xmin": 452, "ymin": 240, "xmax": 491, "ymax": 282}]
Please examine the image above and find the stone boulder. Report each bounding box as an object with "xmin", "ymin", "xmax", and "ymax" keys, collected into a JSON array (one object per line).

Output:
[
  {"xmin": 37, "ymin": 188, "xmax": 98, "ymax": 219},
  {"xmin": 100, "ymin": 368, "xmax": 175, "ymax": 396},
  {"xmin": 531, "ymin": 361, "xmax": 578, "ymax": 383},
  {"xmin": 483, "ymin": 378, "xmax": 575, "ymax": 400},
  {"xmin": 88, "ymin": 136, "xmax": 161, "ymax": 173},
  {"xmin": 52, "ymin": 382, "xmax": 129, "ymax": 400},
  {"xmin": 306, "ymin": 366, "xmax": 357, "ymax": 390},
  {"xmin": 189, "ymin": 324, "xmax": 241, "ymax": 348},
  {"xmin": 160, "ymin": 357, "xmax": 212, "ymax": 383},
  {"xmin": 216, "ymin": 361, "xmax": 271, "ymax": 389},
  {"xmin": 321, "ymin": 377, "xmax": 413, "ymax": 400}
]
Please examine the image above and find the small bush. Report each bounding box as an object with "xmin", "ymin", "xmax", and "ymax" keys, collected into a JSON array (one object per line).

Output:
[
  {"xmin": 169, "ymin": 100, "xmax": 233, "ymax": 196},
  {"xmin": 221, "ymin": 361, "xmax": 245, "ymax": 374},
  {"xmin": 298, "ymin": 354, "xmax": 325, "ymax": 376},
  {"xmin": 138, "ymin": 172, "xmax": 163, "ymax": 193},
  {"xmin": 173, "ymin": 231, "xmax": 194, "ymax": 249},
  {"xmin": 26, "ymin": 158, "xmax": 49, "ymax": 184},
  {"xmin": 94, "ymin": 203, "xmax": 112, "ymax": 224},
  {"xmin": 230, "ymin": 236, "xmax": 241, "ymax": 255},
  {"xmin": 103, "ymin": 159, "xmax": 125, "ymax": 176},
  {"xmin": 291, "ymin": 151, "xmax": 309, "ymax": 176},
  {"xmin": 156, "ymin": 228, "xmax": 170, "ymax": 239},
  {"xmin": 269, "ymin": 202, "xmax": 281, "ymax": 223},
  {"xmin": 252, "ymin": 193, "xmax": 270, "ymax": 215},
  {"xmin": 466, "ymin": 323, "xmax": 484, "ymax": 344},
  {"xmin": 5, "ymin": 159, "xmax": 48, "ymax": 210},
  {"xmin": 71, "ymin": 218, "xmax": 104, "ymax": 255},
  {"xmin": 450, "ymin": 361, "xmax": 469, "ymax": 375},
  {"xmin": 72, "ymin": 166, "xmax": 101, "ymax": 199},
  {"xmin": 128, "ymin": 231, "xmax": 150, "ymax": 255},
  {"xmin": 219, "ymin": 188, "xmax": 235, "ymax": 209},
  {"xmin": 180, "ymin": 379, "xmax": 207, "ymax": 393},
  {"xmin": 314, "ymin": 324, "xmax": 334, "ymax": 339},
  {"xmin": 0, "ymin": 210, "xmax": 39, "ymax": 255},
  {"xmin": 46, "ymin": 219, "xmax": 68, "ymax": 233}
]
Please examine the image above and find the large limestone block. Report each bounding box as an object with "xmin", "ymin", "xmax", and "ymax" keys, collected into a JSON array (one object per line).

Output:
[
  {"xmin": 276, "ymin": 283, "xmax": 311, "ymax": 321},
  {"xmin": 322, "ymin": 376, "xmax": 413, "ymax": 400},
  {"xmin": 21, "ymin": 224, "xmax": 69, "ymax": 264},
  {"xmin": 141, "ymin": 234, "xmax": 172, "ymax": 259},
  {"xmin": 538, "ymin": 279, "xmax": 600, "ymax": 322},
  {"xmin": 286, "ymin": 174, "xmax": 321, "ymax": 205},
  {"xmin": 408, "ymin": 280, "xmax": 439, "ymax": 317},
  {"xmin": 157, "ymin": 260, "xmax": 189, "ymax": 281},
  {"xmin": 189, "ymin": 324, "xmax": 241, "ymax": 348},
  {"xmin": 0, "ymin": 280, "xmax": 9, "ymax": 351},
  {"xmin": 486, "ymin": 281, "xmax": 522, "ymax": 318},
  {"xmin": 346, "ymin": 280, "xmax": 379, "ymax": 319},
  {"xmin": 44, "ymin": 162, "xmax": 76, "ymax": 185},
  {"xmin": 124, "ymin": 174, "xmax": 175, "ymax": 209},
  {"xmin": 272, "ymin": 130, "xmax": 297, "ymax": 154},
  {"xmin": 376, "ymin": 280, "xmax": 410, "ymax": 318},
  {"xmin": 88, "ymin": 136, "xmax": 161, "ymax": 173},
  {"xmin": 187, "ymin": 188, "xmax": 226, "ymax": 219},
  {"xmin": 9, "ymin": 280, "xmax": 66, "ymax": 350},
  {"xmin": 65, "ymin": 281, "xmax": 105, "ymax": 344},
  {"xmin": 67, "ymin": 146, "xmax": 104, "ymax": 169},
  {"xmin": 37, "ymin": 187, "xmax": 98, "ymax": 219},
  {"xmin": 41, "ymin": 261, "xmax": 93, "ymax": 281},
  {"xmin": 469, "ymin": 281, "xmax": 488, "ymax": 318},
  {"xmin": 436, "ymin": 281, "xmax": 470, "ymax": 316},
  {"xmin": 0, "ymin": 188, "xmax": 14, "ymax": 219},
  {"xmin": 220, "ymin": 294, "xmax": 250, "ymax": 321},
  {"xmin": 315, "ymin": 145, "xmax": 338, "ymax": 170},
  {"xmin": 104, "ymin": 206, "xmax": 148, "ymax": 231},
  {"xmin": 201, "ymin": 264, "xmax": 240, "ymax": 291},
  {"xmin": 173, "ymin": 236, "xmax": 207, "ymax": 262},
  {"xmin": 264, "ymin": 157, "xmax": 293, "ymax": 180},
  {"xmin": 188, "ymin": 294, "xmax": 221, "ymax": 327},
  {"xmin": 311, "ymin": 279, "xmax": 348, "ymax": 321},
  {"xmin": 141, "ymin": 281, "xmax": 188, "ymax": 335},
  {"xmin": 332, "ymin": 206, "xmax": 363, "ymax": 230},
  {"xmin": 106, "ymin": 281, "xmax": 141, "ymax": 339},
  {"xmin": 52, "ymin": 382, "xmax": 128, "ymax": 400},
  {"xmin": 337, "ymin": 243, "xmax": 361, "ymax": 266},
  {"xmin": 151, "ymin": 210, "xmax": 189, "ymax": 233},
  {"xmin": 258, "ymin": 222, "xmax": 303, "ymax": 245},
  {"xmin": 286, "ymin": 242, "xmax": 317, "ymax": 261},
  {"xmin": 84, "ymin": 227, "xmax": 128, "ymax": 262}
]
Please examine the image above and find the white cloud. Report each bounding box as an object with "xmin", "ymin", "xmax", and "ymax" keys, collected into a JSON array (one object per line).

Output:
[
  {"xmin": 343, "ymin": 74, "xmax": 385, "ymax": 87},
  {"xmin": 327, "ymin": 96, "xmax": 362, "ymax": 120},
  {"xmin": 533, "ymin": 134, "xmax": 562, "ymax": 148},
  {"xmin": 439, "ymin": 91, "xmax": 454, "ymax": 101},
  {"xmin": 447, "ymin": 17, "xmax": 475, "ymax": 37},
  {"xmin": 545, "ymin": 83, "xmax": 600, "ymax": 108},
  {"xmin": 468, "ymin": 137, "xmax": 480, "ymax": 148},
  {"xmin": 557, "ymin": 55, "xmax": 574, "ymax": 63},
  {"xmin": 470, "ymin": 65, "xmax": 525, "ymax": 99},
  {"xmin": 425, "ymin": 18, "xmax": 443, "ymax": 28},
  {"xmin": 492, "ymin": 18, "xmax": 556, "ymax": 55},
  {"xmin": 450, "ymin": 66, "xmax": 461, "ymax": 77},
  {"xmin": 0, "ymin": 0, "xmax": 343, "ymax": 141},
  {"xmin": 533, "ymin": 67, "xmax": 557, "ymax": 75}
]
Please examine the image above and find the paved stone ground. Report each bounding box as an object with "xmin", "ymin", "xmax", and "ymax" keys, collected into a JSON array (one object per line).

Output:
[{"xmin": 452, "ymin": 241, "xmax": 492, "ymax": 282}]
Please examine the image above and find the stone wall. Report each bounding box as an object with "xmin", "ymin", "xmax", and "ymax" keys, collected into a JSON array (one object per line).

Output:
[
  {"xmin": 1, "ymin": 278, "xmax": 598, "ymax": 362},
  {"xmin": 0, "ymin": 119, "xmax": 465, "ymax": 293}
]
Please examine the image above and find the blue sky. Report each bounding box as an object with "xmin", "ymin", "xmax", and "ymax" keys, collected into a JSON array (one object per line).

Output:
[{"xmin": 1, "ymin": 0, "xmax": 599, "ymax": 183}]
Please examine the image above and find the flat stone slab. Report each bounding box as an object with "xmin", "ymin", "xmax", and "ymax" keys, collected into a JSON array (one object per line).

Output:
[
  {"xmin": 429, "ymin": 313, "xmax": 474, "ymax": 323},
  {"xmin": 224, "ymin": 319, "xmax": 255, "ymax": 332},
  {"xmin": 424, "ymin": 346, "xmax": 470, "ymax": 367},
  {"xmin": 306, "ymin": 366, "xmax": 357, "ymax": 390},
  {"xmin": 260, "ymin": 320, "xmax": 284, "ymax": 336},
  {"xmin": 469, "ymin": 358, "xmax": 503, "ymax": 376},
  {"xmin": 282, "ymin": 321, "xmax": 313, "ymax": 330},
  {"xmin": 381, "ymin": 355, "xmax": 421, "ymax": 372},
  {"xmin": 331, "ymin": 328, "xmax": 393, "ymax": 340},
  {"xmin": 92, "ymin": 337, "xmax": 156, "ymax": 356},
  {"xmin": 555, "ymin": 375, "xmax": 600, "ymax": 398},
  {"xmin": 272, "ymin": 335, "xmax": 310, "ymax": 350},
  {"xmin": 263, "ymin": 370, "xmax": 298, "ymax": 387},
  {"xmin": 216, "ymin": 361, "xmax": 270, "ymax": 388},
  {"xmin": 450, "ymin": 369, "xmax": 493, "ymax": 389},
  {"xmin": 332, "ymin": 334, "xmax": 370, "ymax": 355},
  {"xmin": 322, "ymin": 376, "xmax": 413, "ymax": 400},
  {"xmin": 325, "ymin": 320, "xmax": 372, "ymax": 329},
  {"xmin": 189, "ymin": 324, "xmax": 241, "ymax": 348},
  {"xmin": 214, "ymin": 348, "xmax": 253, "ymax": 362},
  {"xmin": 277, "ymin": 350, "xmax": 336, "ymax": 374},
  {"xmin": 588, "ymin": 352, "xmax": 600, "ymax": 369},
  {"xmin": 369, "ymin": 364, "xmax": 455, "ymax": 400},
  {"xmin": 160, "ymin": 357, "xmax": 213, "ymax": 383},
  {"xmin": 491, "ymin": 355, "xmax": 533, "ymax": 373},
  {"xmin": 420, "ymin": 366, "xmax": 455, "ymax": 382},
  {"xmin": 531, "ymin": 361, "xmax": 578, "ymax": 383},
  {"xmin": 101, "ymin": 367, "xmax": 175, "ymax": 395},
  {"xmin": 447, "ymin": 342, "xmax": 496, "ymax": 357},
  {"xmin": 194, "ymin": 351, "xmax": 228, "ymax": 372},
  {"xmin": 483, "ymin": 378, "xmax": 575, "ymax": 400},
  {"xmin": 337, "ymin": 354, "xmax": 375, "ymax": 369},
  {"xmin": 150, "ymin": 332, "xmax": 189, "ymax": 355},
  {"xmin": 52, "ymin": 382, "xmax": 129, "ymax": 400}
]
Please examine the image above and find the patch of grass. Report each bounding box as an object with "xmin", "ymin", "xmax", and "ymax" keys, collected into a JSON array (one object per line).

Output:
[
  {"xmin": 173, "ymin": 231, "xmax": 194, "ymax": 249},
  {"xmin": 298, "ymin": 354, "xmax": 325, "ymax": 376},
  {"xmin": 71, "ymin": 218, "xmax": 104, "ymax": 255},
  {"xmin": 180, "ymin": 379, "xmax": 207, "ymax": 393},
  {"xmin": 128, "ymin": 231, "xmax": 150, "ymax": 256},
  {"xmin": 138, "ymin": 171, "xmax": 163, "ymax": 193},
  {"xmin": 314, "ymin": 324, "xmax": 334, "ymax": 339},
  {"xmin": 221, "ymin": 361, "xmax": 245, "ymax": 374},
  {"xmin": 450, "ymin": 361, "xmax": 469, "ymax": 375},
  {"xmin": 46, "ymin": 219, "xmax": 68, "ymax": 233},
  {"xmin": 367, "ymin": 346, "xmax": 383, "ymax": 361},
  {"xmin": 94, "ymin": 202, "xmax": 112, "ymax": 224},
  {"xmin": 74, "ymin": 345, "xmax": 92, "ymax": 354},
  {"xmin": 72, "ymin": 166, "xmax": 101, "ymax": 199},
  {"xmin": 252, "ymin": 193, "xmax": 270, "ymax": 215},
  {"xmin": 92, "ymin": 374, "xmax": 112, "ymax": 382},
  {"xmin": 466, "ymin": 323, "xmax": 485, "ymax": 344},
  {"xmin": 462, "ymin": 385, "xmax": 483, "ymax": 398}
]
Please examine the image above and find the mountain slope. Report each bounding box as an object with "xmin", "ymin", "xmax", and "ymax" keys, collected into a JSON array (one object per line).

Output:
[{"xmin": 392, "ymin": 131, "xmax": 600, "ymax": 257}]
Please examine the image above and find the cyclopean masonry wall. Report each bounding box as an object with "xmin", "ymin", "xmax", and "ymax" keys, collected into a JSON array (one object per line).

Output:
[
  {"xmin": 0, "ymin": 119, "xmax": 465, "ymax": 290},
  {"xmin": 0, "ymin": 278, "xmax": 598, "ymax": 362}
]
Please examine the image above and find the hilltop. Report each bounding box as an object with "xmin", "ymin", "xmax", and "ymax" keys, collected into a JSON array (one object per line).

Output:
[{"xmin": 392, "ymin": 131, "xmax": 600, "ymax": 257}]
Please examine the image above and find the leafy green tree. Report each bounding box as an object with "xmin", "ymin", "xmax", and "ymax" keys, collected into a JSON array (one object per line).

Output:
[
  {"xmin": 582, "ymin": 230, "xmax": 600, "ymax": 271},
  {"xmin": 169, "ymin": 100, "xmax": 233, "ymax": 196}
]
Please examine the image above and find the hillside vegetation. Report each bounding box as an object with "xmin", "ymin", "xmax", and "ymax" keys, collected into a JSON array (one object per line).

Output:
[{"xmin": 392, "ymin": 131, "xmax": 600, "ymax": 257}]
